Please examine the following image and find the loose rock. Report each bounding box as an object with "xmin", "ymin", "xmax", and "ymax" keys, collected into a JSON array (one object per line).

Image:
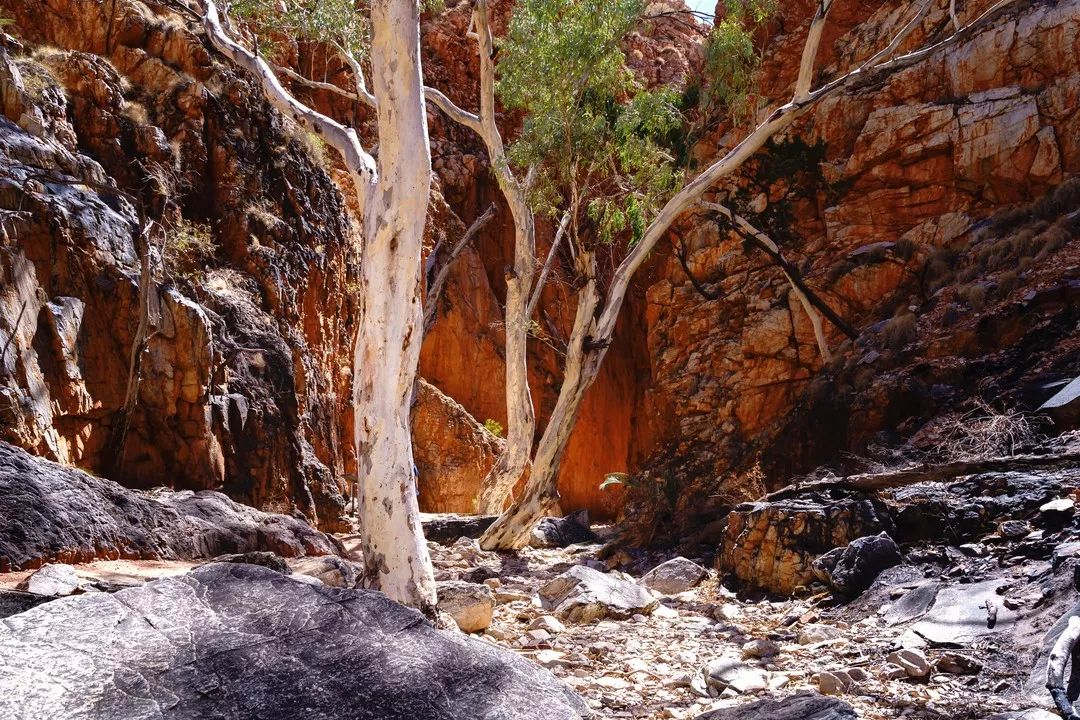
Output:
[
  {"xmin": 436, "ymin": 580, "xmax": 496, "ymax": 633},
  {"xmin": 539, "ymin": 565, "xmax": 659, "ymax": 623},
  {"xmin": 640, "ymin": 556, "xmax": 709, "ymax": 595}
]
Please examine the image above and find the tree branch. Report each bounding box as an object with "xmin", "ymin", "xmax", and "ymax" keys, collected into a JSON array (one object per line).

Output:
[
  {"xmin": 591, "ymin": 0, "xmax": 1020, "ymax": 348},
  {"xmin": 423, "ymin": 203, "xmax": 497, "ymax": 333},
  {"xmin": 795, "ymin": 0, "xmax": 834, "ymax": 101},
  {"xmin": 700, "ymin": 201, "xmax": 858, "ymax": 352},
  {"xmin": 201, "ymin": 0, "xmax": 377, "ymax": 211},
  {"xmin": 763, "ymin": 451, "xmax": 1080, "ymax": 501},
  {"xmin": 526, "ymin": 210, "xmax": 570, "ymax": 318}
]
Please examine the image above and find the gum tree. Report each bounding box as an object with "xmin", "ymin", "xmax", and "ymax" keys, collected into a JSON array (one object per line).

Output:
[
  {"xmin": 201, "ymin": 0, "xmax": 437, "ymax": 609},
  {"xmin": 478, "ymin": 0, "xmax": 1023, "ymax": 549}
]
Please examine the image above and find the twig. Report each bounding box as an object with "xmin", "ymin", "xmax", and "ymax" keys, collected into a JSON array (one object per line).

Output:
[{"xmin": 423, "ymin": 203, "xmax": 496, "ymax": 333}]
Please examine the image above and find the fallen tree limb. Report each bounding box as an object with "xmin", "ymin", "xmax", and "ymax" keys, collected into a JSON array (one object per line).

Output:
[
  {"xmin": 764, "ymin": 451, "xmax": 1080, "ymax": 501},
  {"xmin": 1047, "ymin": 616, "xmax": 1080, "ymax": 720}
]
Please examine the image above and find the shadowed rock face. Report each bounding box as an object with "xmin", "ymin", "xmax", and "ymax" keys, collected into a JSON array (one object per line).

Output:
[
  {"xmin": 0, "ymin": 563, "xmax": 589, "ymax": 720},
  {"xmin": 694, "ymin": 692, "xmax": 857, "ymax": 720},
  {"xmin": 0, "ymin": 441, "xmax": 341, "ymax": 571}
]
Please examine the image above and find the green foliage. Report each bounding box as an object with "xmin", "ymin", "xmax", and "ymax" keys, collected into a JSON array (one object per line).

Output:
[
  {"xmin": 482, "ymin": 418, "xmax": 504, "ymax": 438},
  {"xmin": 498, "ymin": 0, "xmax": 681, "ymax": 245},
  {"xmin": 231, "ymin": 0, "xmax": 444, "ymax": 60},
  {"xmin": 702, "ymin": 17, "xmax": 757, "ymax": 120},
  {"xmin": 677, "ymin": 0, "xmax": 776, "ymax": 167},
  {"xmin": 231, "ymin": 0, "xmax": 369, "ymax": 60},
  {"xmin": 164, "ymin": 218, "xmax": 215, "ymax": 280}
]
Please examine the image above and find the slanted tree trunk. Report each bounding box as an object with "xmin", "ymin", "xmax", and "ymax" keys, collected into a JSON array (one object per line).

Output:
[
  {"xmin": 479, "ymin": 0, "xmax": 1021, "ymax": 550},
  {"xmin": 203, "ymin": 0, "xmax": 436, "ymax": 609},
  {"xmin": 424, "ymin": 0, "xmax": 540, "ymax": 515},
  {"xmin": 481, "ymin": 253, "xmax": 599, "ymax": 549}
]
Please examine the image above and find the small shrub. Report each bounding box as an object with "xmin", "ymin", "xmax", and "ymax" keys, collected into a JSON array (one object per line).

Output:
[
  {"xmin": 933, "ymin": 399, "xmax": 1040, "ymax": 461},
  {"xmin": 956, "ymin": 282, "xmax": 987, "ymax": 310},
  {"xmin": 941, "ymin": 303, "xmax": 963, "ymax": 327},
  {"xmin": 996, "ymin": 269, "xmax": 1020, "ymax": 297},
  {"xmin": 13, "ymin": 57, "xmax": 61, "ymax": 105},
  {"xmin": 881, "ymin": 311, "xmax": 917, "ymax": 350},
  {"xmin": 164, "ymin": 218, "xmax": 215, "ymax": 279},
  {"xmin": 893, "ymin": 238, "xmax": 917, "ymax": 260},
  {"xmin": 1031, "ymin": 176, "xmax": 1080, "ymax": 222},
  {"xmin": 957, "ymin": 265, "xmax": 979, "ymax": 283},
  {"xmin": 482, "ymin": 418, "xmax": 504, "ymax": 438},
  {"xmin": 827, "ymin": 259, "xmax": 856, "ymax": 284}
]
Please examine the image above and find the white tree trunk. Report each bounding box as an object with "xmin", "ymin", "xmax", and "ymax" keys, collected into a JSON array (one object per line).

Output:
[
  {"xmin": 480, "ymin": 255, "xmax": 599, "ymax": 549},
  {"xmin": 352, "ymin": 0, "xmax": 436, "ymax": 610},
  {"xmin": 203, "ymin": 0, "xmax": 436, "ymax": 609},
  {"xmin": 458, "ymin": 0, "xmax": 540, "ymax": 516}
]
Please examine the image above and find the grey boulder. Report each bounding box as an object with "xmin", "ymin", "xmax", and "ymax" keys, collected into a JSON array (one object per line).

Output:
[
  {"xmin": 904, "ymin": 579, "xmax": 1018, "ymax": 646},
  {"xmin": 640, "ymin": 556, "xmax": 709, "ymax": 595},
  {"xmin": 531, "ymin": 509, "xmax": 600, "ymax": 548},
  {"xmin": 815, "ymin": 533, "xmax": 903, "ymax": 597},
  {"xmin": 0, "ymin": 441, "xmax": 341, "ymax": 571},
  {"xmin": 16, "ymin": 563, "xmax": 90, "ymax": 596},
  {"xmin": 694, "ymin": 692, "xmax": 857, "ymax": 720},
  {"xmin": 421, "ymin": 513, "xmax": 497, "ymax": 544},
  {"xmin": 540, "ymin": 565, "xmax": 658, "ymax": 623},
  {"xmin": 0, "ymin": 563, "xmax": 588, "ymax": 720}
]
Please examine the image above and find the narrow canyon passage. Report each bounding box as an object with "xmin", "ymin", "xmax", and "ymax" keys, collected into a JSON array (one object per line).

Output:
[{"xmin": 2, "ymin": 0, "xmax": 1080, "ymax": 718}]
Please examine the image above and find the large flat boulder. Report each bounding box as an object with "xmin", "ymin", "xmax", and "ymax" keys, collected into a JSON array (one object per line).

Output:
[
  {"xmin": 904, "ymin": 579, "xmax": 1019, "ymax": 646},
  {"xmin": 0, "ymin": 441, "xmax": 340, "ymax": 571},
  {"xmin": 539, "ymin": 565, "xmax": 659, "ymax": 623},
  {"xmin": 0, "ymin": 563, "xmax": 588, "ymax": 720}
]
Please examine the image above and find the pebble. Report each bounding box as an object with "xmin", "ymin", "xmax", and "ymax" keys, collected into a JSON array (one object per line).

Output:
[{"xmin": 798, "ymin": 623, "xmax": 843, "ymax": 644}]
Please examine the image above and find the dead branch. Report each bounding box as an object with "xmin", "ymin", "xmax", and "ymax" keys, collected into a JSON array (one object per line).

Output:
[
  {"xmin": 423, "ymin": 203, "xmax": 496, "ymax": 333},
  {"xmin": 1047, "ymin": 616, "xmax": 1080, "ymax": 720},
  {"xmin": 527, "ymin": 210, "xmax": 570, "ymax": 318},
  {"xmin": 701, "ymin": 201, "xmax": 858, "ymax": 348},
  {"xmin": 764, "ymin": 451, "xmax": 1080, "ymax": 501}
]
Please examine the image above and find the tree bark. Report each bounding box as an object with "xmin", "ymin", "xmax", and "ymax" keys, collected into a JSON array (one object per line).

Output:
[
  {"xmin": 1047, "ymin": 616, "xmax": 1080, "ymax": 720},
  {"xmin": 351, "ymin": 0, "xmax": 436, "ymax": 611},
  {"xmin": 459, "ymin": 0, "xmax": 540, "ymax": 516},
  {"xmin": 480, "ymin": 254, "xmax": 599, "ymax": 549},
  {"xmin": 203, "ymin": 0, "xmax": 436, "ymax": 610}
]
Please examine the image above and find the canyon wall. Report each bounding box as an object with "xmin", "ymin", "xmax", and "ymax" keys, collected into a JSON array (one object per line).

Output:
[
  {"xmin": 1, "ymin": 0, "xmax": 1077, "ymax": 537},
  {"xmin": 630, "ymin": 0, "xmax": 1080, "ymax": 539}
]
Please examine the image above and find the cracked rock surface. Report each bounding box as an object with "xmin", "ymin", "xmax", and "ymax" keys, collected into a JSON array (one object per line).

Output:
[
  {"xmin": 0, "ymin": 562, "xmax": 588, "ymax": 720},
  {"xmin": 0, "ymin": 441, "xmax": 341, "ymax": 571}
]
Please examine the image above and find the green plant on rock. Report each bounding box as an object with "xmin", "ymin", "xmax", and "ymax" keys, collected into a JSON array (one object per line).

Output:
[
  {"xmin": 164, "ymin": 217, "xmax": 215, "ymax": 280},
  {"xmin": 482, "ymin": 418, "xmax": 504, "ymax": 438}
]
